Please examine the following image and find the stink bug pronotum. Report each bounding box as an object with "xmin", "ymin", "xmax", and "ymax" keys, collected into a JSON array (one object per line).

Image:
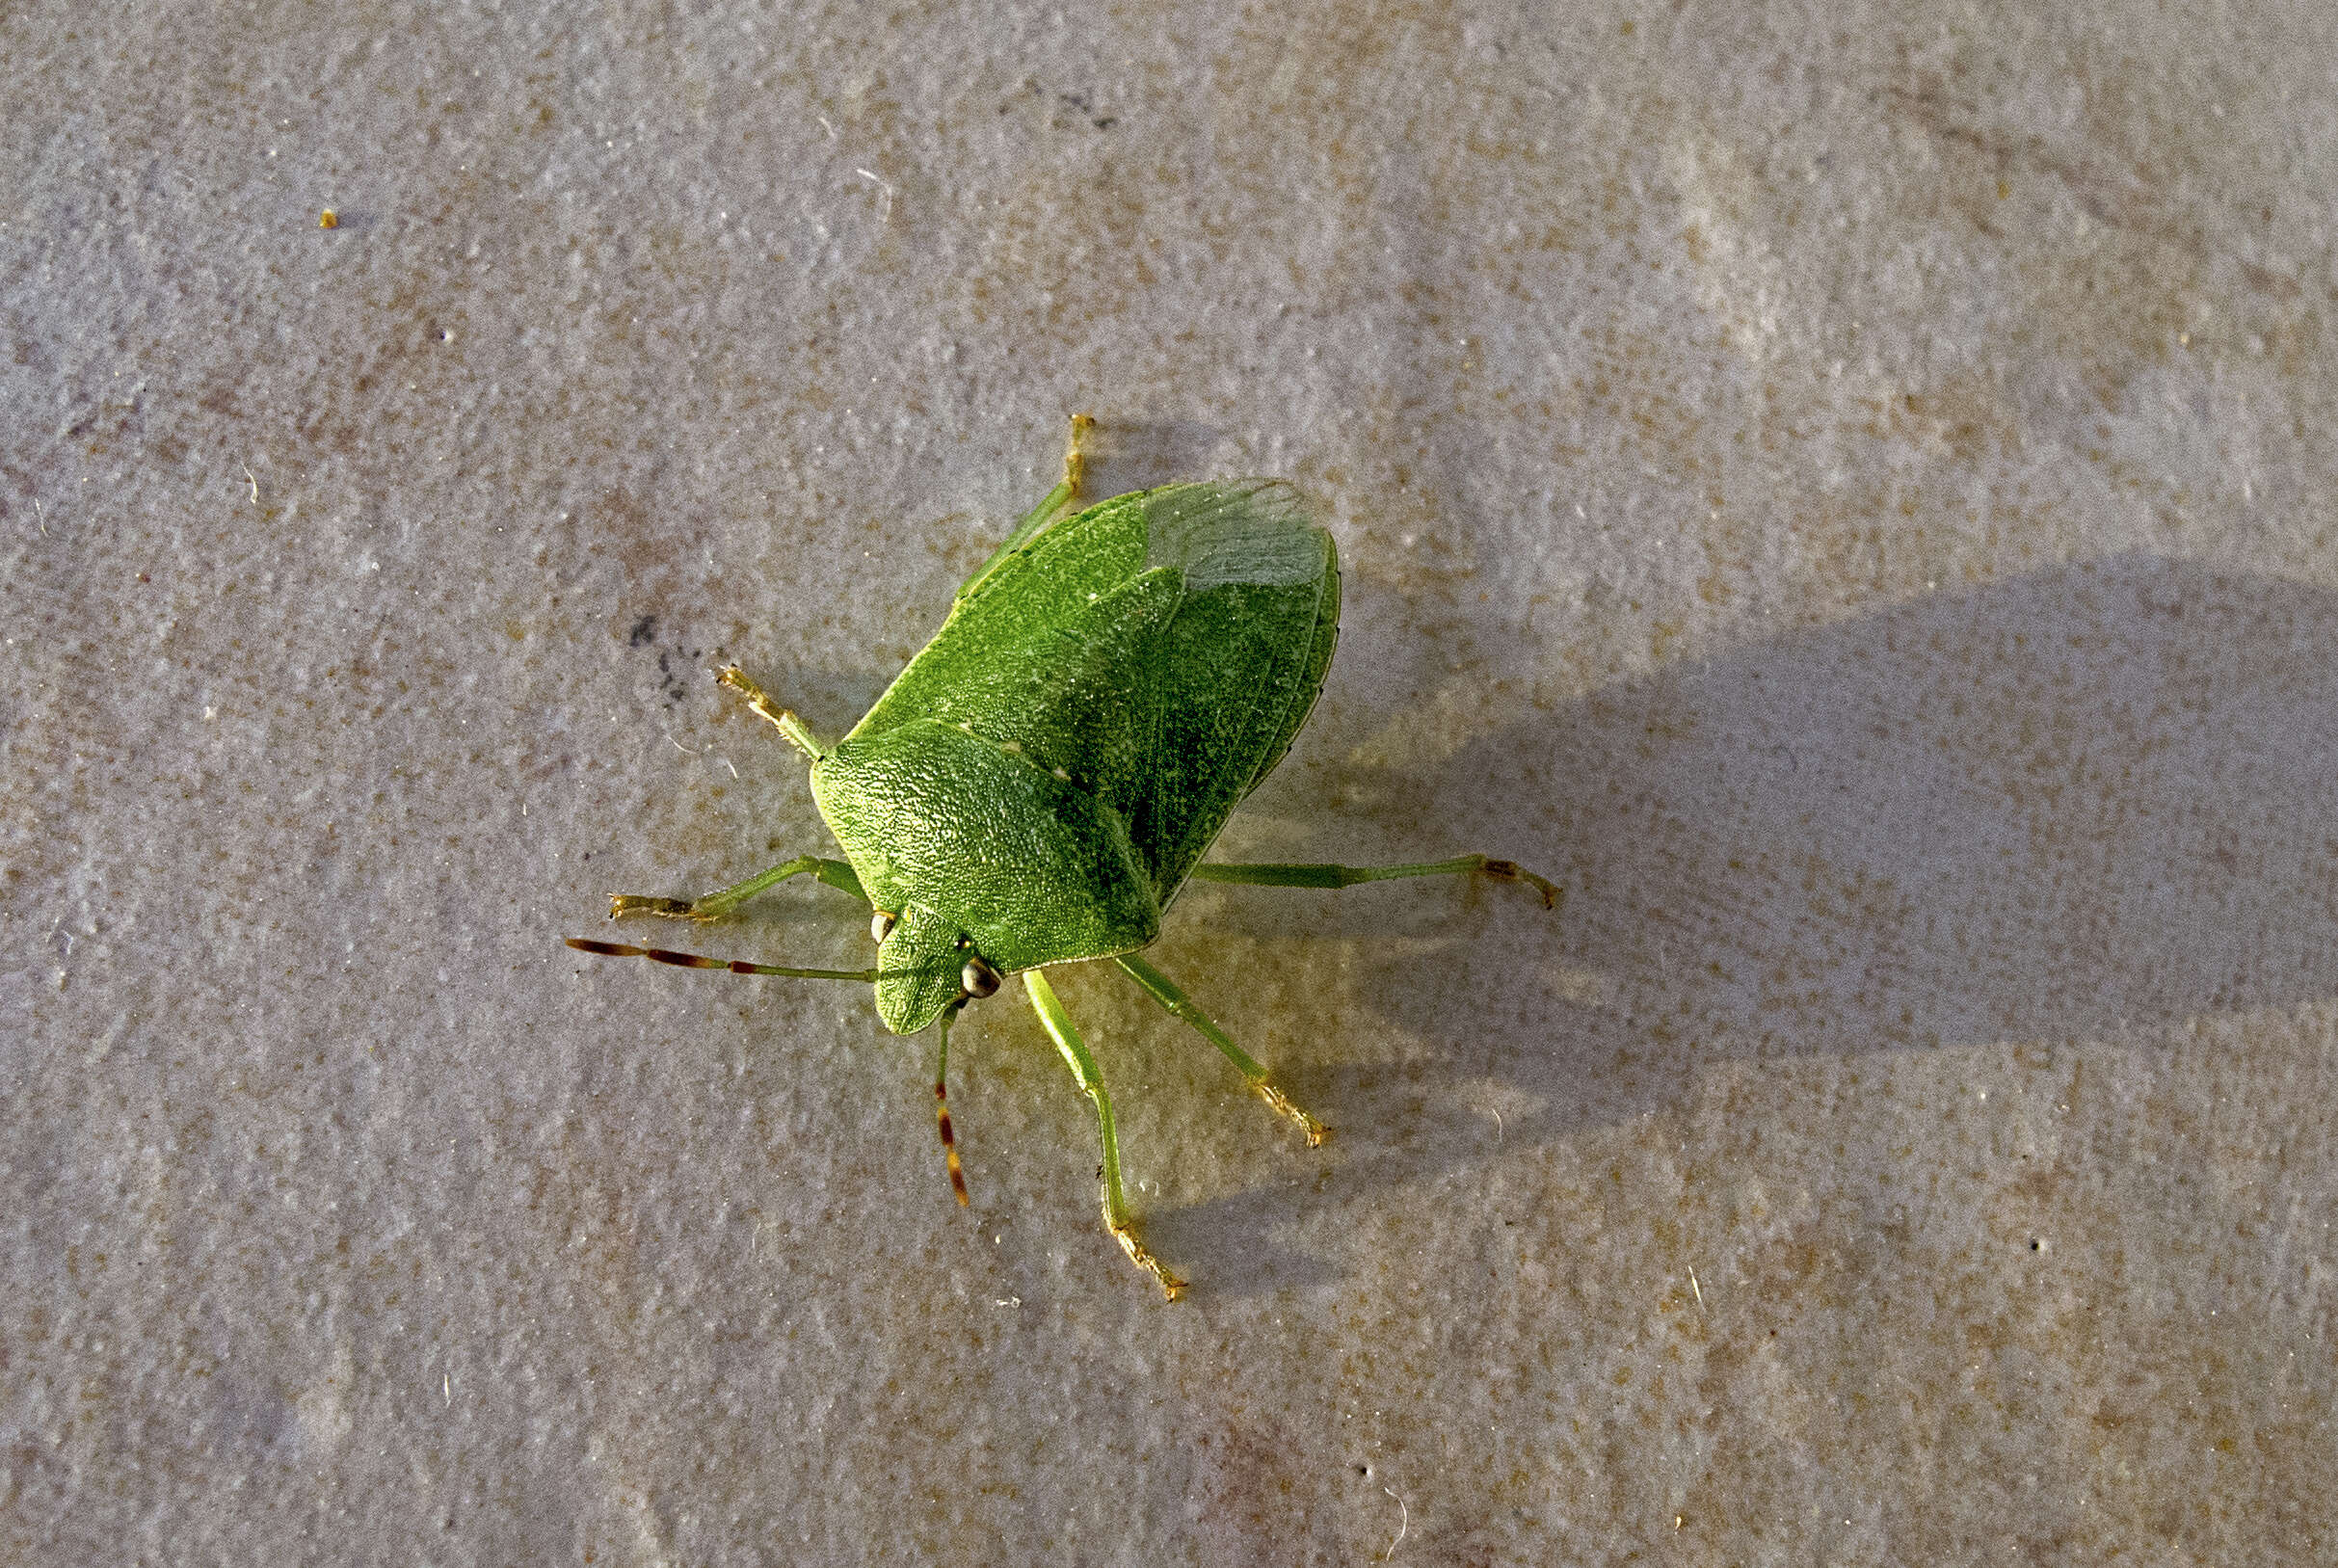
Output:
[{"xmin": 569, "ymin": 418, "xmax": 1557, "ymax": 1296}]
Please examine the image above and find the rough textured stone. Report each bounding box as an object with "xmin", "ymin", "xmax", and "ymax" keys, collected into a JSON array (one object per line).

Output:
[{"xmin": 6, "ymin": 2, "xmax": 2333, "ymax": 1561}]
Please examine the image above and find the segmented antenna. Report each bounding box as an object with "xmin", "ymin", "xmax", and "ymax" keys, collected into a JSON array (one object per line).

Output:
[
  {"xmin": 935, "ymin": 997, "xmax": 971, "ymax": 1207},
  {"xmin": 565, "ymin": 938, "xmax": 878, "ymax": 982}
]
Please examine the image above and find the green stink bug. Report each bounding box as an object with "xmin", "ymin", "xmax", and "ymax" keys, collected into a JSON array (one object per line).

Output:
[{"xmin": 569, "ymin": 418, "xmax": 1557, "ymax": 1296}]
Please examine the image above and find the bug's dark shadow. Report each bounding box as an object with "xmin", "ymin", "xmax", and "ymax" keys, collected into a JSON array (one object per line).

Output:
[{"xmin": 1155, "ymin": 553, "xmax": 2338, "ymax": 1295}]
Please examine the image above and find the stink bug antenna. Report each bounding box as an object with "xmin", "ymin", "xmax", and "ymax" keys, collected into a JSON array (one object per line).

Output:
[
  {"xmin": 934, "ymin": 997, "xmax": 971, "ymax": 1207},
  {"xmin": 564, "ymin": 938, "xmax": 879, "ymax": 983},
  {"xmin": 571, "ymin": 932, "xmax": 987, "ymax": 1208}
]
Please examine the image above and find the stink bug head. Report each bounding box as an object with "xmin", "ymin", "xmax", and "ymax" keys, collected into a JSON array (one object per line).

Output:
[{"xmin": 874, "ymin": 905, "xmax": 978, "ymax": 1035}]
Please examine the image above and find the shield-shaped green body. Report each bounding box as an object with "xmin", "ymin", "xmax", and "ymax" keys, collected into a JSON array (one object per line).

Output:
[
  {"xmin": 810, "ymin": 480, "xmax": 1339, "ymax": 1035},
  {"xmin": 571, "ymin": 440, "xmax": 1556, "ymax": 1296}
]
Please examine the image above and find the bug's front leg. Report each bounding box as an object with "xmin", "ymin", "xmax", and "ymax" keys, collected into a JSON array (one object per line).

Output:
[
  {"xmin": 608, "ymin": 854, "xmax": 865, "ymax": 922},
  {"xmin": 1023, "ymin": 969, "xmax": 1185, "ymax": 1300},
  {"xmin": 711, "ymin": 664, "xmax": 827, "ymax": 759}
]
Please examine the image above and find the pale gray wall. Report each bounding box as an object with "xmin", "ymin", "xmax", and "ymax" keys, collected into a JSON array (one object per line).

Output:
[{"xmin": 7, "ymin": 2, "xmax": 2333, "ymax": 1561}]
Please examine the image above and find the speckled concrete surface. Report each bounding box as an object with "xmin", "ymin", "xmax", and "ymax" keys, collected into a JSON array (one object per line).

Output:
[{"xmin": 6, "ymin": 2, "xmax": 2334, "ymax": 1562}]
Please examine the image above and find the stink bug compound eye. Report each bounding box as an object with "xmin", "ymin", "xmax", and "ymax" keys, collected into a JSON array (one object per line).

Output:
[
  {"xmin": 959, "ymin": 952, "xmax": 1003, "ymax": 999},
  {"xmin": 566, "ymin": 416, "xmax": 1560, "ymax": 1298}
]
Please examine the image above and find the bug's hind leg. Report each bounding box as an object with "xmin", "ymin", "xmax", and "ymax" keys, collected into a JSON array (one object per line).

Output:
[
  {"xmin": 1059, "ymin": 410, "xmax": 1096, "ymax": 499},
  {"xmin": 1023, "ymin": 970, "xmax": 1185, "ymax": 1300},
  {"xmin": 1112, "ymin": 954, "xmax": 1327, "ymax": 1146},
  {"xmin": 608, "ymin": 854, "xmax": 865, "ymax": 923},
  {"xmin": 1188, "ymin": 853, "xmax": 1562, "ymax": 910},
  {"xmin": 957, "ymin": 413, "xmax": 1096, "ymax": 601}
]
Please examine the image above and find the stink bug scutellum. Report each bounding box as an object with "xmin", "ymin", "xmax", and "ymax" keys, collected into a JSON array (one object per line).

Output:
[{"xmin": 569, "ymin": 417, "xmax": 1558, "ymax": 1296}]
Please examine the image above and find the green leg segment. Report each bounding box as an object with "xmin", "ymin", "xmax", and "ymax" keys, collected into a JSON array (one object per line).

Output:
[
  {"xmin": 957, "ymin": 414, "xmax": 1094, "ymax": 601},
  {"xmin": 713, "ymin": 664, "xmax": 828, "ymax": 759},
  {"xmin": 963, "ymin": 479, "xmax": 1071, "ymax": 597},
  {"xmin": 1113, "ymin": 953, "xmax": 1327, "ymax": 1146},
  {"xmin": 608, "ymin": 854, "xmax": 865, "ymax": 923},
  {"xmin": 1023, "ymin": 969, "xmax": 1185, "ymax": 1300},
  {"xmin": 1187, "ymin": 852, "xmax": 1561, "ymax": 910}
]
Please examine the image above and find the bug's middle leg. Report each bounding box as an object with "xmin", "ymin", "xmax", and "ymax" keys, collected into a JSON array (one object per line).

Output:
[
  {"xmin": 1112, "ymin": 953, "xmax": 1327, "ymax": 1146},
  {"xmin": 1188, "ymin": 853, "xmax": 1562, "ymax": 910},
  {"xmin": 1023, "ymin": 969, "xmax": 1184, "ymax": 1300},
  {"xmin": 608, "ymin": 854, "xmax": 864, "ymax": 922}
]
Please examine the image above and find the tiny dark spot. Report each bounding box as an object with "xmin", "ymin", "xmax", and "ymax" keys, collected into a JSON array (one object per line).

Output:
[
  {"xmin": 628, "ymin": 615, "xmax": 657, "ymax": 648},
  {"xmin": 2029, "ymin": 1238, "xmax": 2043, "ymax": 1251}
]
